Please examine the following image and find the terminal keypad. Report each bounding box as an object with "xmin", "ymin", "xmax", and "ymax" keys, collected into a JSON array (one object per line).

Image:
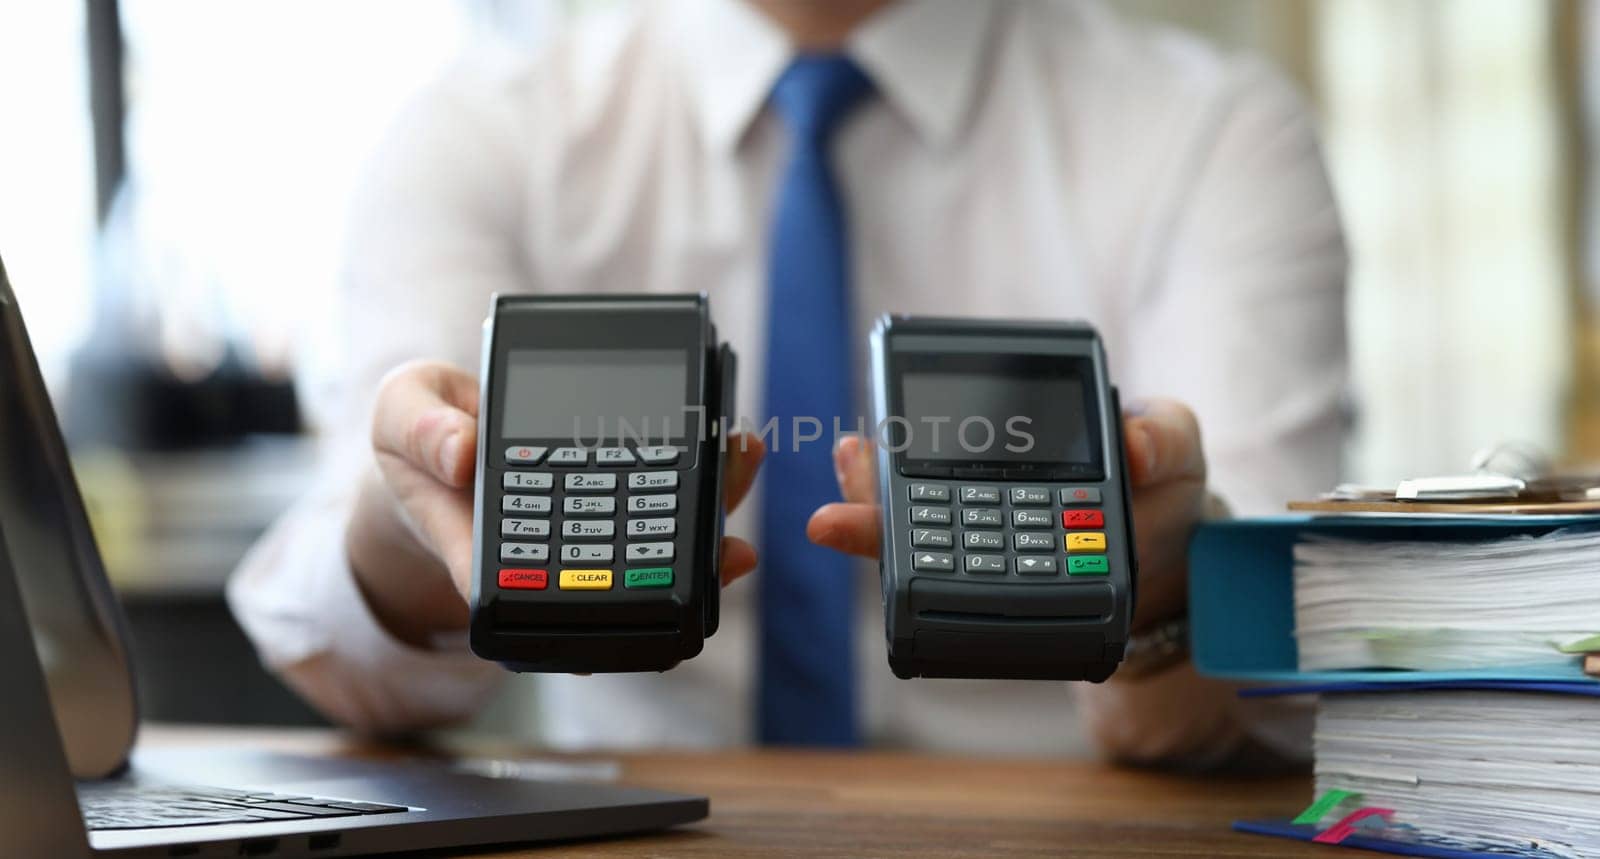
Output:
[
  {"xmin": 496, "ymin": 446, "xmax": 683, "ymax": 592},
  {"xmin": 903, "ymin": 483, "xmax": 1112, "ymax": 580}
]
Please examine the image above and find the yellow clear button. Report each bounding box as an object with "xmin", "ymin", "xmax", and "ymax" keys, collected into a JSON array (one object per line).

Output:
[
  {"xmin": 559, "ymin": 569, "xmax": 613, "ymax": 590},
  {"xmin": 1065, "ymin": 532, "xmax": 1107, "ymax": 553}
]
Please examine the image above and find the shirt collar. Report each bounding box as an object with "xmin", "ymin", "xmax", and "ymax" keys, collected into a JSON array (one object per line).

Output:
[
  {"xmin": 670, "ymin": 0, "xmax": 998, "ymax": 153},
  {"xmin": 848, "ymin": 0, "xmax": 997, "ymax": 149}
]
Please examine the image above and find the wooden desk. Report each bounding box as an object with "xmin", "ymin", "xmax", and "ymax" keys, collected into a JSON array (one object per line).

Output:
[{"xmin": 145, "ymin": 726, "xmax": 1324, "ymax": 857}]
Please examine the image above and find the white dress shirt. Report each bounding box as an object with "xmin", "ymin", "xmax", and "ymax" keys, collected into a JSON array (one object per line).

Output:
[{"xmin": 228, "ymin": 0, "xmax": 1345, "ymax": 763}]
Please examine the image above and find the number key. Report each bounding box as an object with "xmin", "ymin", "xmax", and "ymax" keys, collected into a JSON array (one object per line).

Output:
[
  {"xmin": 629, "ymin": 471, "xmax": 679, "ymax": 491},
  {"xmin": 501, "ymin": 518, "xmax": 550, "ymax": 538},
  {"xmin": 1013, "ymin": 532, "xmax": 1055, "ymax": 553},
  {"xmin": 564, "ymin": 497, "xmax": 616, "ymax": 517},
  {"xmin": 503, "ymin": 472, "xmax": 553, "ymax": 492},
  {"xmin": 565, "ymin": 473, "xmax": 617, "ymax": 493},
  {"xmin": 965, "ymin": 554, "xmax": 1006, "ymax": 574},
  {"xmin": 961, "ymin": 508, "xmax": 1002, "ymax": 527},
  {"xmin": 910, "ymin": 529, "xmax": 953, "ymax": 549},
  {"xmin": 562, "ymin": 520, "xmax": 615, "ymax": 540},
  {"xmin": 628, "ymin": 494, "xmax": 677, "ymax": 514},
  {"xmin": 962, "ymin": 531, "xmax": 1004, "ymax": 550},
  {"xmin": 1012, "ymin": 509, "xmax": 1053, "ymax": 529},
  {"xmin": 503, "ymin": 495, "xmax": 551, "ymax": 515},
  {"xmin": 628, "ymin": 517, "xmax": 676, "ymax": 538},
  {"xmin": 561, "ymin": 544, "xmax": 613, "ymax": 564},
  {"xmin": 910, "ymin": 506, "xmax": 952, "ymax": 525},
  {"xmin": 1010, "ymin": 487, "xmax": 1051, "ymax": 506},
  {"xmin": 960, "ymin": 486, "xmax": 1000, "ymax": 504}
]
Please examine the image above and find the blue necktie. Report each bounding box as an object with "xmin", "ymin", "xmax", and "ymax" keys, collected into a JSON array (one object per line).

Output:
[{"xmin": 758, "ymin": 55, "xmax": 873, "ymax": 746}]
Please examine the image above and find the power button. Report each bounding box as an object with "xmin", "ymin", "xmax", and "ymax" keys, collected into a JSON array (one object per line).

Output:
[{"xmin": 1058, "ymin": 486, "xmax": 1102, "ymax": 505}]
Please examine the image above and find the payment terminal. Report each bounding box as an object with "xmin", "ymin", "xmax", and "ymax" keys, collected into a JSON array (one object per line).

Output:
[
  {"xmin": 869, "ymin": 316, "xmax": 1136, "ymax": 681},
  {"xmin": 468, "ymin": 294, "xmax": 735, "ymax": 673}
]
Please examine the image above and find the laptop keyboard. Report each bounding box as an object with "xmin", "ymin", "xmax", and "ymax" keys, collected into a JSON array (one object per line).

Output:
[{"xmin": 80, "ymin": 785, "xmax": 412, "ymax": 831}]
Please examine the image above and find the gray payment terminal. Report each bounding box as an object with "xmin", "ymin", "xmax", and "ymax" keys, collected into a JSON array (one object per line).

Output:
[{"xmin": 869, "ymin": 316, "xmax": 1136, "ymax": 681}]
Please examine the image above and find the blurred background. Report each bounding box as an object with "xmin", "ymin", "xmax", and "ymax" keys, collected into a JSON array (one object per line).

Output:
[{"xmin": 0, "ymin": 0, "xmax": 1595, "ymax": 725}]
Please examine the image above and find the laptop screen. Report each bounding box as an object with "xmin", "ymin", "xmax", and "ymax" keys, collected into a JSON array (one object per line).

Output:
[{"xmin": 0, "ymin": 260, "xmax": 138, "ymax": 779}]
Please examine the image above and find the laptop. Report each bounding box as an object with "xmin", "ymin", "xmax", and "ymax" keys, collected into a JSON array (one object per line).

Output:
[{"xmin": 0, "ymin": 256, "xmax": 708, "ymax": 858}]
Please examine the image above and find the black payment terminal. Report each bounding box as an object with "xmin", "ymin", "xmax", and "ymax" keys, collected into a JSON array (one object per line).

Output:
[
  {"xmin": 869, "ymin": 316, "xmax": 1136, "ymax": 681},
  {"xmin": 468, "ymin": 294, "xmax": 735, "ymax": 673}
]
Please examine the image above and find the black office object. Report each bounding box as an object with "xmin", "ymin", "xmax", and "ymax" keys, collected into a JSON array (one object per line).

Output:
[
  {"xmin": 869, "ymin": 315, "xmax": 1136, "ymax": 681},
  {"xmin": 469, "ymin": 294, "xmax": 735, "ymax": 673}
]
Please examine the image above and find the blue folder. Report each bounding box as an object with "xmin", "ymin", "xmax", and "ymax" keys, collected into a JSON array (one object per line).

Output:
[
  {"xmin": 1231, "ymin": 818, "xmax": 1570, "ymax": 859},
  {"xmin": 1188, "ymin": 514, "xmax": 1600, "ymax": 685},
  {"xmin": 1190, "ymin": 515, "xmax": 1600, "ymax": 857}
]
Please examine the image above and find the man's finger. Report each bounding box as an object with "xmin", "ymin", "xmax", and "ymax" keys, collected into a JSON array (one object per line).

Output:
[
  {"xmin": 1123, "ymin": 398, "xmax": 1205, "ymax": 487},
  {"xmin": 723, "ymin": 433, "xmax": 765, "ymax": 512},
  {"xmin": 834, "ymin": 434, "xmax": 876, "ymax": 505},
  {"xmin": 807, "ymin": 501, "xmax": 881, "ymax": 559},
  {"xmin": 372, "ymin": 362, "xmax": 481, "ymax": 488},
  {"xmin": 718, "ymin": 536, "xmax": 758, "ymax": 586},
  {"xmin": 374, "ymin": 467, "xmax": 477, "ymax": 597},
  {"xmin": 433, "ymin": 494, "xmax": 477, "ymax": 597}
]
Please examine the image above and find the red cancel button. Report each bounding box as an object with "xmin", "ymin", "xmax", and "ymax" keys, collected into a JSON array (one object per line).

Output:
[
  {"xmin": 1062, "ymin": 509, "xmax": 1104, "ymax": 529},
  {"xmin": 498, "ymin": 569, "xmax": 548, "ymax": 590}
]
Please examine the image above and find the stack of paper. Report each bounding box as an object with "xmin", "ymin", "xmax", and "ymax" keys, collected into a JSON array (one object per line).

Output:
[
  {"xmin": 1193, "ymin": 517, "xmax": 1600, "ymax": 855},
  {"xmin": 1293, "ymin": 531, "xmax": 1600, "ymax": 672},
  {"xmin": 1314, "ymin": 691, "xmax": 1600, "ymax": 858}
]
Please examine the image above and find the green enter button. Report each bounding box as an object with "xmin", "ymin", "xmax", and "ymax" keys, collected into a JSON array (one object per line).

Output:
[
  {"xmin": 624, "ymin": 567, "xmax": 674, "ymax": 588},
  {"xmin": 1067, "ymin": 556, "xmax": 1108, "ymax": 576}
]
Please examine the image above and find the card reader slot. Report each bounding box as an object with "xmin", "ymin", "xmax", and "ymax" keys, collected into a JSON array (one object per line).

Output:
[
  {"xmin": 914, "ymin": 609, "xmax": 1104, "ymax": 626},
  {"xmin": 492, "ymin": 623, "xmax": 681, "ymax": 638},
  {"xmin": 492, "ymin": 599, "xmax": 681, "ymax": 629},
  {"xmin": 906, "ymin": 628, "xmax": 1116, "ymax": 680},
  {"xmin": 908, "ymin": 578, "xmax": 1114, "ymax": 621}
]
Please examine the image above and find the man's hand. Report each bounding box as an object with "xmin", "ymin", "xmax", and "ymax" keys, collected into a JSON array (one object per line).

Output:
[
  {"xmin": 346, "ymin": 360, "xmax": 764, "ymax": 647},
  {"xmin": 807, "ymin": 398, "xmax": 1207, "ymax": 631}
]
